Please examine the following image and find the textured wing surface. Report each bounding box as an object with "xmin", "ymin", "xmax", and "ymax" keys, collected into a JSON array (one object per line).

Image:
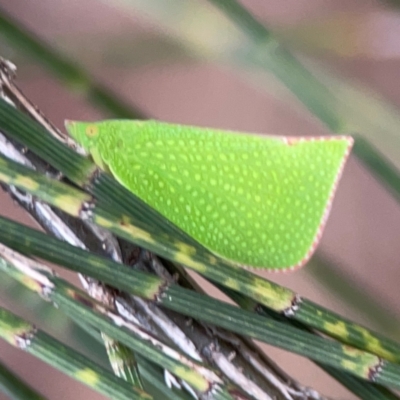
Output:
[{"xmin": 95, "ymin": 120, "xmax": 351, "ymax": 270}]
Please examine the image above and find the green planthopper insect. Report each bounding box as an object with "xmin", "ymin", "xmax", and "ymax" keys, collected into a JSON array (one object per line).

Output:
[{"xmin": 66, "ymin": 120, "xmax": 353, "ymax": 271}]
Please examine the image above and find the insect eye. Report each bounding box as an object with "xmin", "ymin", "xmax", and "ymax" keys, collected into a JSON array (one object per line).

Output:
[{"xmin": 86, "ymin": 125, "xmax": 98, "ymax": 137}]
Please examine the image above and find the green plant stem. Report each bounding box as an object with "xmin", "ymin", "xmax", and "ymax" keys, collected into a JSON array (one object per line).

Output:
[
  {"xmin": 322, "ymin": 365, "xmax": 400, "ymax": 400},
  {"xmin": 0, "ymin": 306, "xmax": 151, "ymax": 400},
  {"xmin": 221, "ymin": 285, "xmax": 400, "ymax": 400},
  {"xmin": 0, "ymin": 254, "xmax": 233, "ymax": 398},
  {"xmin": 51, "ymin": 280, "xmax": 233, "ymax": 399},
  {"xmin": 1, "ymin": 222, "xmax": 400, "ymax": 389},
  {"xmin": 309, "ymin": 254, "xmax": 400, "ymax": 335}
]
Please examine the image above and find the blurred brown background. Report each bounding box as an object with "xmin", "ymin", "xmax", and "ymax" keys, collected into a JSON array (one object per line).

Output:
[{"xmin": 0, "ymin": 0, "xmax": 400, "ymax": 399}]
